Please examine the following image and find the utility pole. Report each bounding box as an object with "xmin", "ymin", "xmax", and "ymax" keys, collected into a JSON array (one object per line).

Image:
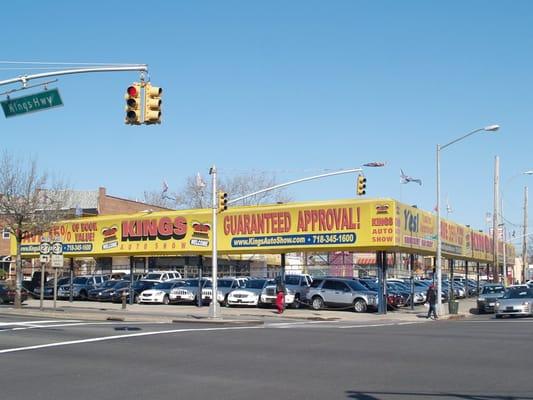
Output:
[
  {"xmin": 208, "ymin": 165, "xmax": 220, "ymax": 318},
  {"xmin": 522, "ymin": 186, "xmax": 528, "ymax": 283},
  {"xmin": 492, "ymin": 156, "xmax": 500, "ymax": 283}
]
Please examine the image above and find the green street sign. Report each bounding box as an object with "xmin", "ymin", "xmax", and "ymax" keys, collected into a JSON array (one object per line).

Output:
[{"xmin": 1, "ymin": 88, "xmax": 63, "ymax": 118}]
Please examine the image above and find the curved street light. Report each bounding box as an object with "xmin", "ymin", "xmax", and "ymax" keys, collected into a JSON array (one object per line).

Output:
[{"xmin": 436, "ymin": 124, "xmax": 500, "ymax": 316}]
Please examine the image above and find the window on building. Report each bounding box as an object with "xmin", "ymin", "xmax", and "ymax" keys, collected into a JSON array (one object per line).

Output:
[{"xmin": 2, "ymin": 228, "xmax": 9, "ymax": 240}]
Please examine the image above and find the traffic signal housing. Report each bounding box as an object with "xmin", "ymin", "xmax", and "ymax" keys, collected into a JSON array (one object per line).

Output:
[
  {"xmin": 125, "ymin": 83, "xmax": 142, "ymax": 125},
  {"xmin": 218, "ymin": 191, "xmax": 228, "ymax": 212},
  {"xmin": 357, "ymin": 174, "xmax": 367, "ymax": 196},
  {"xmin": 144, "ymin": 83, "xmax": 162, "ymax": 124}
]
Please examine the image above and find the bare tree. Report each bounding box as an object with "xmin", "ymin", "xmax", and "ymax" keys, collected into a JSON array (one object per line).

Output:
[
  {"xmin": 142, "ymin": 190, "xmax": 176, "ymax": 209},
  {"xmin": 170, "ymin": 171, "xmax": 291, "ymax": 209},
  {"xmin": 0, "ymin": 153, "xmax": 70, "ymax": 308}
]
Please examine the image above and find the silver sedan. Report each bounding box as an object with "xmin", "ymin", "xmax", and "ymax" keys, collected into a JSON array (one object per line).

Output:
[{"xmin": 495, "ymin": 288, "xmax": 533, "ymax": 318}]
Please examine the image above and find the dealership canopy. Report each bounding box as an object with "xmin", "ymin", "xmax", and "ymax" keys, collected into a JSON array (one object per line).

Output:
[{"xmin": 13, "ymin": 198, "xmax": 515, "ymax": 263}]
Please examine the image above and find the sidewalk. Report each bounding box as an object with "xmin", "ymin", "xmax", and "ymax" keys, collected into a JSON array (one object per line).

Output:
[{"xmin": 0, "ymin": 298, "xmax": 477, "ymax": 325}]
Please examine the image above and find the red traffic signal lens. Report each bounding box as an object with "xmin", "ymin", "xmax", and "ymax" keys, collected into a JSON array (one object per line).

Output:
[{"xmin": 127, "ymin": 86, "xmax": 138, "ymax": 97}]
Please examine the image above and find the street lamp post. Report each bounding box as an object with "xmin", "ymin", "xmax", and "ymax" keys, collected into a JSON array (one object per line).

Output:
[{"xmin": 436, "ymin": 125, "xmax": 500, "ymax": 316}]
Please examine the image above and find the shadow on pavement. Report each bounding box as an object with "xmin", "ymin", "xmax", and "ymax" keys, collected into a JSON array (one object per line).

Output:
[{"xmin": 346, "ymin": 390, "xmax": 533, "ymax": 399}]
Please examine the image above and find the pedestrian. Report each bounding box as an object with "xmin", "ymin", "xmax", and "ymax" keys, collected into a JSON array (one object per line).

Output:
[
  {"xmin": 275, "ymin": 277, "xmax": 285, "ymax": 314},
  {"xmin": 426, "ymin": 284, "xmax": 438, "ymax": 320}
]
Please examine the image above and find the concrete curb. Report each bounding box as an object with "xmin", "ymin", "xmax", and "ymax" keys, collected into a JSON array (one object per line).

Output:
[{"xmin": 0, "ymin": 307, "xmax": 265, "ymax": 326}]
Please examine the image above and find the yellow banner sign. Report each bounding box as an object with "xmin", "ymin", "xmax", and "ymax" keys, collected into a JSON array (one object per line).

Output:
[
  {"xmin": 218, "ymin": 199, "xmax": 396, "ymax": 253},
  {"xmin": 13, "ymin": 198, "xmax": 511, "ymax": 262}
]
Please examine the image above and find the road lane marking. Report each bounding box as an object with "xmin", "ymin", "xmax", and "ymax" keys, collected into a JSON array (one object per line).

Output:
[
  {"xmin": 1, "ymin": 321, "xmax": 169, "ymax": 332},
  {"xmin": 0, "ymin": 325, "xmax": 261, "ymax": 355},
  {"xmin": 0, "ymin": 320, "xmax": 82, "ymax": 326}
]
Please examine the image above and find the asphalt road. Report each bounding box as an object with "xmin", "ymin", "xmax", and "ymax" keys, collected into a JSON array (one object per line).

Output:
[{"xmin": 0, "ymin": 314, "xmax": 532, "ymax": 400}]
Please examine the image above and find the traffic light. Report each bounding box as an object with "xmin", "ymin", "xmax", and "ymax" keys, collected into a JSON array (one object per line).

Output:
[
  {"xmin": 125, "ymin": 83, "xmax": 142, "ymax": 125},
  {"xmin": 218, "ymin": 191, "xmax": 228, "ymax": 212},
  {"xmin": 144, "ymin": 83, "xmax": 162, "ymax": 124},
  {"xmin": 357, "ymin": 174, "xmax": 367, "ymax": 196}
]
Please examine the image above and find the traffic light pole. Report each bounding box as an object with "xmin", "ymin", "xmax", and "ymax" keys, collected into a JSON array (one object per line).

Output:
[
  {"xmin": 208, "ymin": 166, "xmax": 365, "ymax": 319},
  {"xmin": 0, "ymin": 65, "xmax": 148, "ymax": 89},
  {"xmin": 228, "ymin": 168, "xmax": 363, "ymax": 205}
]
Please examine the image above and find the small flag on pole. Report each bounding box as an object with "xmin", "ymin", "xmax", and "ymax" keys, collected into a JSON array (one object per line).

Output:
[
  {"xmin": 195, "ymin": 172, "xmax": 206, "ymax": 188},
  {"xmin": 400, "ymin": 169, "xmax": 422, "ymax": 186}
]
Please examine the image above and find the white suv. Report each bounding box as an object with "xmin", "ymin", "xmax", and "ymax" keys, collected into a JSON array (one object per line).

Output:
[{"xmin": 142, "ymin": 271, "xmax": 182, "ymax": 283}]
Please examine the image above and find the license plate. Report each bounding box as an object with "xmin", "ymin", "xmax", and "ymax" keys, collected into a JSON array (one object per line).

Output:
[
  {"xmin": 489, "ymin": 303, "xmax": 495, "ymax": 306},
  {"xmin": 176, "ymin": 296, "xmax": 181, "ymax": 300},
  {"xmin": 237, "ymin": 299, "xmax": 242, "ymax": 303}
]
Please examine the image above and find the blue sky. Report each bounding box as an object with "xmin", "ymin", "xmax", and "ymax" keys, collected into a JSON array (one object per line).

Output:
[{"xmin": 1, "ymin": 1, "xmax": 532, "ymax": 238}]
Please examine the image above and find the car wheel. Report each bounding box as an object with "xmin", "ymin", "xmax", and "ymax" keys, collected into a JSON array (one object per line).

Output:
[
  {"xmin": 222, "ymin": 295, "xmax": 229, "ymax": 307},
  {"xmin": 0, "ymin": 298, "xmax": 4, "ymax": 305},
  {"xmin": 311, "ymin": 296, "xmax": 324, "ymax": 310},
  {"xmin": 79, "ymin": 291, "xmax": 87, "ymax": 301},
  {"xmin": 477, "ymin": 308, "xmax": 484, "ymax": 314},
  {"xmin": 163, "ymin": 295, "xmax": 169, "ymax": 305},
  {"xmin": 134, "ymin": 294, "xmax": 140, "ymax": 304},
  {"xmin": 353, "ymin": 298, "xmax": 368, "ymax": 313},
  {"xmin": 495, "ymin": 314, "xmax": 502, "ymax": 319}
]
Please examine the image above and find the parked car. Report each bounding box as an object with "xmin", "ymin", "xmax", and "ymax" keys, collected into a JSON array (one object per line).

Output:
[
  {"xmin": 34, "ymin": 277, "xmax": 70, "ymax": 299},
  {"xmin": 142, "ymin": 271, "xmax": 182, "ymax": 283},
  {"xmin": 261, "ymin": 274, "xmax": 312, "ymax": 308},
  {"xmin": 260, "ymin": 282, "xmax": 296, "ymax": 308},
  {"xmin": 477, "ymin": 284, "xmax": 506, "ymax": 313},
  {"xmin": 306, "ymin": 277, "xmax": 378, "ymax": 313},
  {"xmin": 358, "ymin": 279, "xmax": 405, "ymax": 310},
  {"xmin": 138, "ymin": 281, "xmax": 184, "ymax": 304},
  {"xmin": 227, "ymin": 278, "xmax": 274, "ymax": 307},
  {"xmin": 168, "ymin": 278, "xmax": 210, "ymax": 304},
  {"xmin": 57, "ymin": 275, "xmax": 108, "ymax": 300},
  {"xmin": 202, "ymin": 278, "xmax": 243, "ymax": 306},
  {"xmin": 88, "ymin": 280, "xmax": 130, "ymax": 302},
  {"xmin": 495, "ymin": 287, "xmax": 533, "ymax": 318},
  {"xmin": 0, "ymin": 282, "xmax": 28, "ymax": 304},
  {"xmin": 122, "ymin": 273, "xmax": 145, "ymax": 282},
  {"xmin": 111, "ymin": 280, "xmax": 157, "ymax": 303}
]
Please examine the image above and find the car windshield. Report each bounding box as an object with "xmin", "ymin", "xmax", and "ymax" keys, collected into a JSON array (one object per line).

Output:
[
  {"xmin": 285, "ymin": 276, "xmax": 301, "ymax": 285},
  {"xmin": 72, "ymin": 277, "xmax": 88, "ymax": 285},
  {"xmin": 102, "ymin": 280, "xmax": 119, "ymax": 288},
  {"xmin": 361, "ymin": 280, "xmax": 379, "ymax": 291},
  {"xmin": 503, "ymin": 289, "xmax": 533, "ymax": 299},
  {"xmin": 482, "ymin": 286, "xmax": 505, "ymax": 294},
  {"xmin": 179, "ymin": 280, "xmax": 202, "ymax": 287},
  {"xmin": 244, "ymin": 279, "xmax": 268, "ymax": 289},
  {"xmin": 144, "ymin": 273, "xmax": 163, "ymax": 280},
  {"xmin": 346, "ymin": 280, "xmax": 368, "ymax": 291}
]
